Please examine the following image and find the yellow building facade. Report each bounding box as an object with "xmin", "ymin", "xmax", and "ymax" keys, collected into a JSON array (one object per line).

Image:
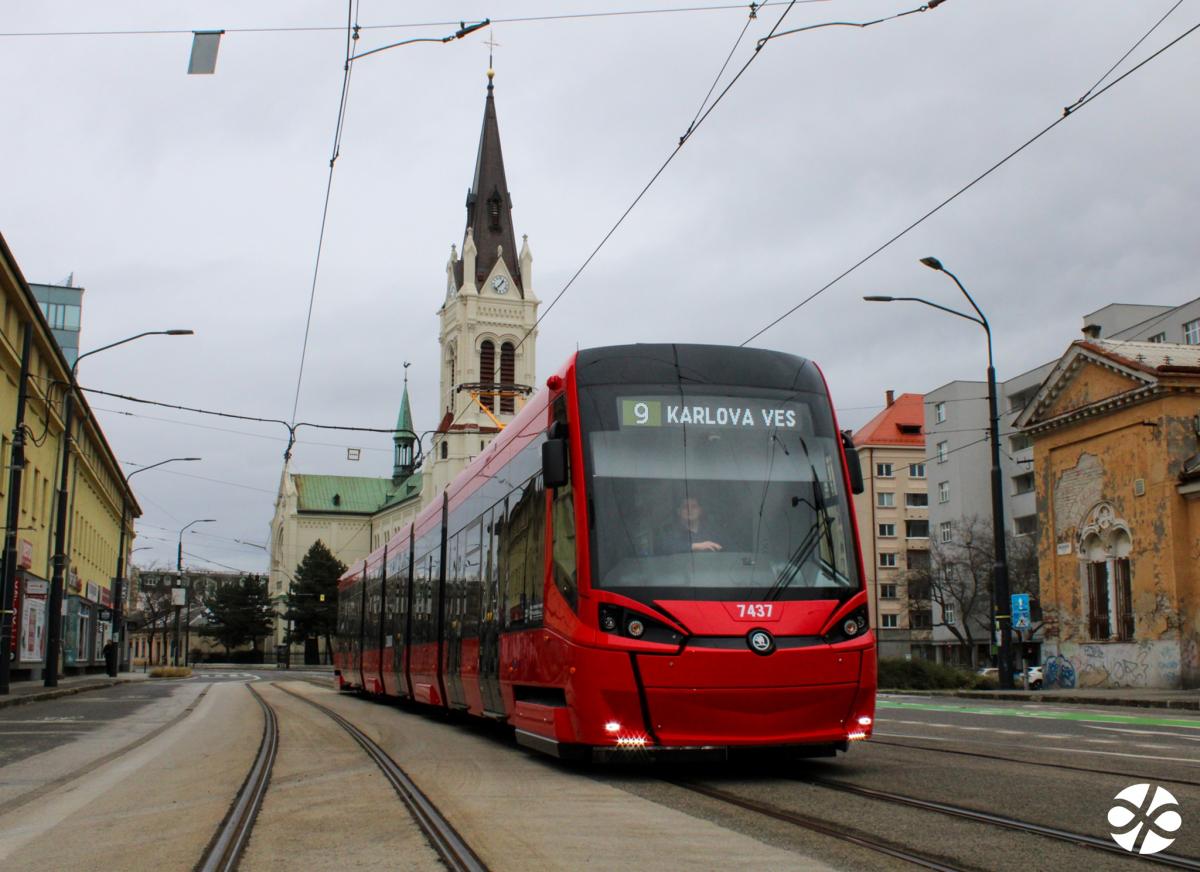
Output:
[
  {"xmin": 0, "ymin": 234, "xmax": 137, "ymax": 678},
  {"xmin": 1018, "ymin": 339, "xmax": 1200, "ymax": 688}
]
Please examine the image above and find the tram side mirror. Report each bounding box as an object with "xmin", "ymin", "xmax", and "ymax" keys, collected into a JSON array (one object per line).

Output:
[
  {"xmin": 542, "ymin": 439, "xmax": 569, "ymax": 489},
  {"xmin": 840, "ymin": 431, "xmax": 864, "ymax": 494}
]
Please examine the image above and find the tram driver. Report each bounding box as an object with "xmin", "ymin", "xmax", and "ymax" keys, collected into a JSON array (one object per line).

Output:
[{"xmin": 656, "ymin": 496, "xmax": 724, "ymax": 554}]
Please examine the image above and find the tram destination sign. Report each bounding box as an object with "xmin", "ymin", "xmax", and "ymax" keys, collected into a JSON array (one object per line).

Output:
[{"xmin": 620, "ymin": 397, "xmax": 799, "ymax": 430}]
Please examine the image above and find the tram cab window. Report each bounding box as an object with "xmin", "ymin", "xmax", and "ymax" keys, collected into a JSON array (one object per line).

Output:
[{"xmin": 580, "ymin": 388, "xmax": 858, "ymax": 602}]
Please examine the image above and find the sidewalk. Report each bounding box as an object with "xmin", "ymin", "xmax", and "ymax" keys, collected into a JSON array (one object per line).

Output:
[
  {"xmin": 880, "ymin": 686, "xmax": 1200, "ymax": 712},
  {"xmin": 0, "ymin": 671, "xmax": 148, "ymax": 709}
]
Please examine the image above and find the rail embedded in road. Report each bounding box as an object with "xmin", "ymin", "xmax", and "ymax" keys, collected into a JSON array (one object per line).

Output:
[{"xmin": 272, "ymin": 683, "xmax": 489, "ymax": 872}]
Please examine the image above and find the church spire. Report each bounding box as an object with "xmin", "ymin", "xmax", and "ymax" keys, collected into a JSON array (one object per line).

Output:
[
  {"xmin": 393, "ymin": 363, "xmax": 416, "ymax": 483},
  {"xmin": 460, "ymin": 71, "xmax": 523, "ymax": 296}
]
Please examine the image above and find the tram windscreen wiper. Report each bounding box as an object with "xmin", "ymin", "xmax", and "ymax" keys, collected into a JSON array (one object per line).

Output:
[{"xmin": 765, "ymin": 436, "xmax": 848, "ymax": 599}]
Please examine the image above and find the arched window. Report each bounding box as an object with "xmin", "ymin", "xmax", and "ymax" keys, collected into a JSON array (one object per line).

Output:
[
  {"xmin": 479, "ymin": 340, "xmax": 496, "ymax": 411},
  {"xmin": 500, "ymin": 342, "xmax": 515, "ymax": 413}
]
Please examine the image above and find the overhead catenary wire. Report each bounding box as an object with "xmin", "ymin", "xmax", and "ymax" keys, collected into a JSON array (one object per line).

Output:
[
  {"xmin": 0, "ymin": 2, "xmax": 834, "ymax": 39},
  {"xmin": 741, "ymin": 15, "xmax": 1200, "ymax": 346},
  {"xmin": 439, "ymin": 0, "xmax": 943, "ymax": 459}
]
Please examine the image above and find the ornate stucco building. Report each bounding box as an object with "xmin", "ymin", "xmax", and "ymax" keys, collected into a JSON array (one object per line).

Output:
[
  {"xmin": 1018, "ymin": 339, "xmax": 1200, "ymax": 688},
  {"xmin": 268, "ymin": 72, "xmax": 539, "ymax": 656}
]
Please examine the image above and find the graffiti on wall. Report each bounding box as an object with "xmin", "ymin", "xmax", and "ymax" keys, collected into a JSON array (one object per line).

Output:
[{"xmin": 1043, "ymin": 640, "xmax": 1185, "ymax": 689}]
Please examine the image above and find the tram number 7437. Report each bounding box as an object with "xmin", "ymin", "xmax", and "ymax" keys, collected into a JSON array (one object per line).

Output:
[{"xmin": 735, "ymin": 603, "xmax": 774, "ymax": 619}]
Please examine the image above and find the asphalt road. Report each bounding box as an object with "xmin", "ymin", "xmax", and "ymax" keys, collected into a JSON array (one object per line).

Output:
[{"xmin": 0, "ymin": 676, "xmax": 1195, "ymax": 871}]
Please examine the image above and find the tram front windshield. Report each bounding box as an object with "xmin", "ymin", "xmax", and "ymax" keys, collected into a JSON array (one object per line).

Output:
[{"xmin": 580, "ymin": 387, "xmax": 860, "ymax": 602}]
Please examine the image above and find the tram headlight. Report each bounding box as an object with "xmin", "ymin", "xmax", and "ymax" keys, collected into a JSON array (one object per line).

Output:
[
  {"xmin": 597, "ymin": 605, "xmax": 683, "ymax": 645},
  {"xmin": 626, "ymin": 619, "xmax": 646, "ymax": 638},
  {"xmin": 824, "ymin": 606, "xmax": 870, "ymax": 644},
  {"xmin": 600, "ymin": 607, "xmax": 619, "ymax": 633}
]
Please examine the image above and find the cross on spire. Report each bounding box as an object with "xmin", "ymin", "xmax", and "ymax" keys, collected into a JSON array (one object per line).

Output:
[{"xmin": 484, "ymin": 33, "xmax": 501, "ymax": 75}]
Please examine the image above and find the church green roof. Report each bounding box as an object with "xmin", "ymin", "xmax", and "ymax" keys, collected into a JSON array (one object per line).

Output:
[
  {"xmin": 396, "ymin": 384, "xmax": 414, "ymax": 436},
  {"xmin": 294, "ymin": 473, "xmax": 421, "ymax": 514}
]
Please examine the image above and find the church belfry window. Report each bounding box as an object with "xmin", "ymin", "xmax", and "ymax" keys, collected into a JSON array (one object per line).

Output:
[
  {"xmin": 480, "ymin": 340, "xmax": 496, "ymax": 411},
  {"xmin": 487, "ymin": 188, "xmax": 502, "ymax": 231},
  {"xmin": 500, "ymin": 342, "xmax": 515, "ymax": 413}
]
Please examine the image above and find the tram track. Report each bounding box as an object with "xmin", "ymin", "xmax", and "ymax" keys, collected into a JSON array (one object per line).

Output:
[
  {"xmin": 869, "ymin": 736, "xmax": 1200, "ymax": 789},
  {"xmin": 273, "ymin": 683, "xmax": 489, "ymax": 872},
  {"xmin": 673, "ymin": 780, "xmax": 974, "ymax": 871},
  {"xmin": 673, "ymin": 775, "xmax": 1200, "ymax": 871},
  {"xmin": 801, "ymin": 776, "xmax": 1200, "ymax": 870},
  {"xmin": 196, "ymin": 684, "xmax": 278, "ymax": 872}
]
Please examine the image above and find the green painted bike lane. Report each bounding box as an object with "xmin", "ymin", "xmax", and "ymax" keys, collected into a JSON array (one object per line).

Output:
[{"xmin": 879, "ymin": 699, "xmax": 1200, "ymax": 730}]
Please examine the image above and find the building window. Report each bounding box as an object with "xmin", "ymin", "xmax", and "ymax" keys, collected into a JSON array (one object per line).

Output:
[
  {"xmin": 909, "ymin": 462, "xmax": 926, "ymax": 479},
  {"xmin": 1014, "ymin": 515, "xmax": 1037, "ymax": 536},
  {"xmin": 881, "ymin": 614, "xmax": 898, "ymax": 629},
  {"xmin": 944, "ymin": 605, "xmax": 956, "ymax": 625},
  {"xmin": 878, "ymin": 523, "xmax": 896, "ymax": 538},
  {"xmin": 905, "ymin": 520, "xmax": 929, "ymax": 539},
  {"xmin": 1184, "ymin": 319, "xmax": 1200, "ymax": 345},
  {"xmin": 938, "ymin": 481, "xmax": 950, "ymax": 503},
  {"xmin": 1147, "ymin": 332, "xmax": 1166, "ymax": 343},
  {"xmin": 39, "ymin": 301, "xmax": 81, "ymax": 331},
  {"xmin": 1115, "ymin": 558, "xmax": 1134, "ymax": 641},
  {"xmin": 905, "ymin": 492, "xmax": 929, "ymax": 508},
  {"xmin": 500, "ymin": 341, "xmax": 516, "ymax": 413},
  {"xmin": 879, "ymin": 552, "xmax": 897, "ymax": 568},
  {"xmin": 1087, "ymin": 561, "xmax": 1111, "ymax": 639},
  {"xmin": 1009, "ymin": 433, "xmax": 1032, "ymax": 452},
  {"xmin": 1013, "ymin": 472, "xmax": 1035, "ymax": 495},
  {"xmin": 877, "ymin": 492, "xmax": 895, "ymax": 508},
  {"xmin": 875, "ymin": 462, "xmax": 893, "ymax": 478},
  {"xmin": 880, "ymin": 584, "xmax": 897, "ymax": 599},
  {"xmin": 479, "ymin": 340, "xmax": 496, "ymax": 411},
  {"xmin": 937, "ymin": 441, "xmax": 948, "ymax": 463},
  {"xmin": 910, "ymin": 610, "xmax": 932, "ymax": 629},
  {"xmin": 935, "ymin": 401, "xmax": 946, "ymax": 424},
  {"xmin": 939, "ymin": 521, "xmax": 953, "ymax": 543}
]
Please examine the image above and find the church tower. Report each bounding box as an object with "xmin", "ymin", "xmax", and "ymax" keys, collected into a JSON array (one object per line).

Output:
[
  {"xmin": 430, "ymin": 69, "xmax": 539, "ymax": 495},
  {"xmin": 393, "ymin": 365, "xmax": 416, "ymax": 483}
]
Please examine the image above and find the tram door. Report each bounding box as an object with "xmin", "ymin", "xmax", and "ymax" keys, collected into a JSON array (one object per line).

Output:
[{"xmin": 478, "ymin": 502, "xmax": 505, "ymax": 714}]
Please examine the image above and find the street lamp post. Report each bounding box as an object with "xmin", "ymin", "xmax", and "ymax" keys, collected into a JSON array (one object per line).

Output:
[
  {"xmin": 111, "ymin": 457, "xmax": 201, "ymax": 676},
  {"xmin": 176, "ymin": 518, "xmax": 215, "ymax": 667},
  {"xmin": 864, "ymin": 257, "xmax": 1014, "ymax": 690},
  {"xmin": 45, "ymin": 329, "xmax": 193, "ymax": 688}
]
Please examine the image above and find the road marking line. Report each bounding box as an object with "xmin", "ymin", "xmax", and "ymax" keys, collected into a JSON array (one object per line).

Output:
[
  {"xmin": 878, "ymin": 700, "xmax": 1200, "ymax": 729},
  {"xmin": 1082, "ymin": 724, "xmax": 1200, "ymax": 742}
]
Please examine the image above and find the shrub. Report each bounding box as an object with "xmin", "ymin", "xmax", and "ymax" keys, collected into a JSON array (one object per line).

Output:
[
  {"xmin": 877, "ymin": 657, "xmax": 979, "ymax": 690},
  {"xmin": 149, "ymin": 666, "xmax": 193, "ymax": 679}
]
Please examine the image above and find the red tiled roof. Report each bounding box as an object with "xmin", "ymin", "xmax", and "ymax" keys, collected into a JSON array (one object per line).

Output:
[{"xmin": 853, "ymin": 393, "xmax": 925, "ymax": 447}]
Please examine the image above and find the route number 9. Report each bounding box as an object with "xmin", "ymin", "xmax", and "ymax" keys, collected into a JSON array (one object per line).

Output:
[{"xmin": 633, "ymin": 402, "xmax": 650, "ymax": 424}]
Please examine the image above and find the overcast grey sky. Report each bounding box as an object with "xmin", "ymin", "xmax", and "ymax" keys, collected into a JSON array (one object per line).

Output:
[{"xmin": 2, "ymin": 1, "xmax": 1197, "ymax": 574}]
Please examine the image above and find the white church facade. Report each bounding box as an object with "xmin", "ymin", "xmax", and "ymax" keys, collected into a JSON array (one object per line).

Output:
[{"xmin": 267, "ymin": 72, "xmax": 539, "ymax": 659}]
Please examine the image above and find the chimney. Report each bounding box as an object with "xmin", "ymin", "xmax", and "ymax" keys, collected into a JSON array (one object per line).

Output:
[
  {"xmin": 1082, "ymin": 324, "xmax": 1102, "ymax": 339},
  {"xmin": 885, "ymin": 390, "xmax": 895, "ymax": 407}
]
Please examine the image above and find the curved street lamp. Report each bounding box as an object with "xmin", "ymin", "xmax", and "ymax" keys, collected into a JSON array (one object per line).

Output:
[
  {"xmin": 865, "ymin": 258, "xmax": 1014, "ymax": 689},
  {"xmin": 108, "ymin": 457, "xmax": 201, "ymax": 675},
  {"xmin": 45, "ymin": 329, "xmax": 193, "ymax": 688},
  {"xmin": 176, "ymin": 518, "xmax": 215, "ymax": 667}
]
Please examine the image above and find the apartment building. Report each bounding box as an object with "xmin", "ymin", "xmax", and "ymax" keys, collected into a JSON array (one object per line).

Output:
[{"xmin": 852, "ymin": 392, "xmax": 931, "ymax": 660}]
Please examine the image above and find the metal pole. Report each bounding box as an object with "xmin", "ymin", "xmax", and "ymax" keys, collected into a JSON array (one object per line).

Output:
[
  {"xmin": 0, "ymin": 325, "xmax": 32, "ymax": 694},
  {"xmin": 110, "ymin": 497, "xmax": 128, "ymax": 677},
  {"xmin": 984, "ymin": 345, "xmax": 1014, "ymax": 689},
  {"xmin": 184, "ymin": 576, "xmax": 192, "ymax": 667},
  {"xmin": 45, "ymin": 390, "xmax": 74, "ymax": 687}
]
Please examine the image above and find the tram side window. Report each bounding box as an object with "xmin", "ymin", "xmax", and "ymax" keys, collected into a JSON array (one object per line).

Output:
[
  {"xmin": 463, "ymin": 521, "xmax": 484, "ymax": 639},
  {"xmin": 505, "ymin": 474, "xmax": 545, "ymax": 627}
]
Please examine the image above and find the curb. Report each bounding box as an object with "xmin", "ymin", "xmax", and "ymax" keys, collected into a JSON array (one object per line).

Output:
[
  {"xmin": 880, "ymin": 688, "xmax": 1200, "ymax": 712},
  {"xmin": 0, "ymin": 677, "xmax": 134, "ymax": 709}
]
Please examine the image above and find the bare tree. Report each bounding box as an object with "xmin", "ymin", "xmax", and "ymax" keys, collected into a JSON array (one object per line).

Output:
[{"xmin": 925, "ymin": 516, "xmax": 1042, "ymax": 668}]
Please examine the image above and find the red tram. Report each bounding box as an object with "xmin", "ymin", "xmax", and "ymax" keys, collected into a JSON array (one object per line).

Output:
[{"xmin": 334, "ymin": 344, "xmax": 875, "ymax": 759}]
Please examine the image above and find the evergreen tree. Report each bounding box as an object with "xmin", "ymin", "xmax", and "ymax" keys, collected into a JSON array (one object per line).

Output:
[
  {"xmin": 286, "ymin": 540, "xmax": 345, "ymax": 663},
  {"xmin": 202, "ymin": 575, "xmax": 275, "ymax": 656}
]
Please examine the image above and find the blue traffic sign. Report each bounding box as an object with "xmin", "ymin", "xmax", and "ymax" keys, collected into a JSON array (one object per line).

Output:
[{"xmin": 1011, "ymin": 593, "xmax": 1031, "ymax": 630}]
